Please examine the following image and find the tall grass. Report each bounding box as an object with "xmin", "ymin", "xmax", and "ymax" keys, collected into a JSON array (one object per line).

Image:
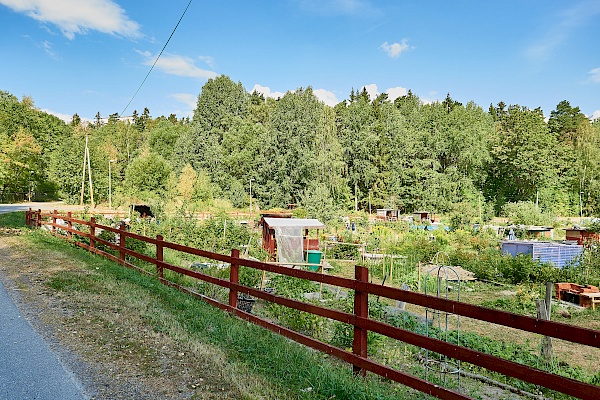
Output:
[
  {"xmin": 24, "ymin": 231, "xmax": 430, "ymax": 400},
  {"xmin": 0, "ymin": 211, "xmax": 26, "ymax": 228}
]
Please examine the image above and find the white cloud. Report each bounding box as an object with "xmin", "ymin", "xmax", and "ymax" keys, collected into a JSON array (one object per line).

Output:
[
  {"xmin": 589, "ymin": 67, "xmax": 600, "ymax": 83},
  {"xmin": 41, "ymin": 108, "xmax": 75, "ymax": 123},
  {"xmin": 358, "ymin": 84, "xmax": 409, "ymax": 102},
  {"xmin": 171, "ymin": 93, "xmax": 196, "ymax": 110},
  {"xmin": 592, "ymin": 110, "xmax": 600, "ymax": 121},
  {"xmin": 313, "ymin": 89, "xmax": 339, "ymax": 106},
  {"xmin": 197, "ymin": 55, "xmax": 215, "ymax": 68},
  {"xmin": 0, "ymin": 0, "xmax": 141, "ymax": 39},
  {"xmin": 251, "ymin": 84, "xmax": 286, "ymax": 99},
  {"xmin": 385, "ymin": 86, "xmax": 407, "ymax": 101},
  {"xmin": 137, "ymin": 51, "xmax": 218, "ymax": 79},
  {"xmin": 525, "ymin": 2, "xmax": 600, "ymax": 61},
  {"xmin": 380, "ymin": 39, "xmax": 412, "ymax": 58},
  {"xmin": 362, "ymin": 84, "xmax": 379, "ymax": 100},
  {"xmin": 40, "ymin": 40, "xmax": 58, "ymax": 59},
  {"xmin": 295, "ymin": 0, "xmax": 378, "ymax": 16}
]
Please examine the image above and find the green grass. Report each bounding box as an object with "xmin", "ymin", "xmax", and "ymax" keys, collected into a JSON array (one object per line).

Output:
[
  {"xmin": 24, "ymin": 231, "xmax": 432, "ymax": 400},
  {"xmin": 0, "ymin": 211, "xmax": 26, "ymax": 228}
]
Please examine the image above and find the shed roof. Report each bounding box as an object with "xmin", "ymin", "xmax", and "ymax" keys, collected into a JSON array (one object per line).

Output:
[{"xmin": 263, "ymin": 217, "xmax": 325, "ymax": 230}]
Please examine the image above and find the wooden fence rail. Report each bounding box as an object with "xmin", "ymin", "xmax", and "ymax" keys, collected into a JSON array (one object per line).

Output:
[{"xmin": 26, "ymin": 209, "xmax": 600, "ymax": 400}]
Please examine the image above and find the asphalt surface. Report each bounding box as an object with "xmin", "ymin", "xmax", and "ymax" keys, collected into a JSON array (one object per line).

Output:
[
  {"xmin": 0, "ymin": 203, "xmax": 88, "ymax": 400},
  {"xmin": 0, "ymin": 202, "xmax": 89, "ymax": 215},
  {"xmin": 0, "ymin": 281, "xmax": 87, "ymax": 400}
]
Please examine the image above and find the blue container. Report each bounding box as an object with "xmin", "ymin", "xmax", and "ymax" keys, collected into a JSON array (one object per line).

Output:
[{"xmin": 501, "ymin": 241, "xmax": 583, "ymax": 268}]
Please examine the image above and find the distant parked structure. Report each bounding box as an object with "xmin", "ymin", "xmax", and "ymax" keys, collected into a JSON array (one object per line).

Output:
[
  {"xmin": 413, "ymin": 211, "xmax": 433, "ymax": 223},
  {"xmin": 564, "ymin": 228, "xmax": 600, "ymax": 245},
  {"xmin": 501, "ymin": 240, "xmax": 582, "ymax": 269},
  {"xmin": 259, "ymin": 215, "xmax": 325, "ymax": 261},
  {"xmin": 376, "ymin": 209, "xmax": 401, "ymax": 221},
  {"xmin": 524, "ymin": 226, "xmax": 553, "ymax": 239}
]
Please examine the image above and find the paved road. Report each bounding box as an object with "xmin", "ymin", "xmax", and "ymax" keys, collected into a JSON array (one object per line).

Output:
[
  {"xmin": 0, "ymin": 281, "xmax": 87, "ymax": 400},
  {"xmin": 0, "ymin": 201, "xmax": 89, "ymax": 215},
  {"xmin": 0, "ymin": 203, "xmax": 88, "ymax": 399}
]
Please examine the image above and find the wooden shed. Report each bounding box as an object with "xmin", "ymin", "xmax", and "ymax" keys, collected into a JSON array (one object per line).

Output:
[
  {"xmin": 525, "ymin": 226, "xmax": 553, "ymax": 239},
  {"xmin": 260, "ymin": 217, "xmax": 325, "ymax": 259},
  {"xmin": 376, "ymin": 209, "xmax": 401, "ymax": 221},
  {"xmin": 565, "ymin": 228, "xmax": 600, "ymax": 245},
  {"xmin": 413, "ymin": 211, "xmax": 432, "ymax": 223}
]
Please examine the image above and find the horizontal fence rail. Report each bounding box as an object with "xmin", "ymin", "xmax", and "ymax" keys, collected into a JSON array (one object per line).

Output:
[{"xmin": 26, "ymin": 209, "xmax": 600, "ymax": 400}]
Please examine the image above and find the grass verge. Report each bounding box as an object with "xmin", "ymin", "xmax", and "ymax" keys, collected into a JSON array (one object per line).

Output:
[
  {"xmin": 1, "ymin": 212, "xmax": 428, "ymax": 399},
  {"xmin": 0, "ymin": 210, "xmax": 26, "ymax": 228}
]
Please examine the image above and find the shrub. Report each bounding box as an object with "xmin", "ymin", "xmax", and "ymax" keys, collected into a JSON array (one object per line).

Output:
[
  {"xmin": 463, "ymin": 249, "xmax": 564, "ymax": 284},
  {"xmin": 501, "ymin": 201, "xmax": 554, "ymax": 226}
]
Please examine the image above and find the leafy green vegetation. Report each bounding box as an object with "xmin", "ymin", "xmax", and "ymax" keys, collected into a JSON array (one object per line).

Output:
[
  {"xmin": 0, "ymin": 211, "xmax": 26, "ymax": 228},
  {"xmin": 2, "ymin": 83, "xmax": 600, "ymax": 221},
  {"xmin": 24, "ymin": 230, "xmax": 431, "ymax": 400},
  {"xmin": 16, "ymin": 198, "xmax": 600, "ymax": 398}
]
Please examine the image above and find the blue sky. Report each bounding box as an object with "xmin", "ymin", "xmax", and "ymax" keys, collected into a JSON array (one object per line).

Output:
[{"xmin": 1, "ymin": 0, "xmax": 599, "ymax": 122}]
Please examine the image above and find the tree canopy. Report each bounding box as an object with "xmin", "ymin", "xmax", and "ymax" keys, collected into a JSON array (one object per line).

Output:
[{"xmin": 1, "ymin": 79, "xmax": 599, "ymax": 218}]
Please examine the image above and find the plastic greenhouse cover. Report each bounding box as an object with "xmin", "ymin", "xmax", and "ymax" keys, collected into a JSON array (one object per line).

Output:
[{"xmin": 274, "ymin": 226, "xmax": 304, "ymax": 264}]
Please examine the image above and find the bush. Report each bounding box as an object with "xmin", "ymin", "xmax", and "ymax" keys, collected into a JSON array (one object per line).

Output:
[
  {"xmin": 501, "ymin": 201, "xmax": 554, "ymax": 226},
  {"xmin": 330, "ymin": 242, "xmax": 360, "ymax": 260},
  {"xmin": 396, "ymin": 231, "xmax": 447, "ymax": 264},
  {"xmin": 462, "ymin": 249, "xmax": 562, "ymax": 284},
  {"xmin": 585, "ymin": 219, "xmax": 600, "ymax": 234},
  {"xmin": 262, "ymin": 275, "xmax": 325, "ymax": 337}
]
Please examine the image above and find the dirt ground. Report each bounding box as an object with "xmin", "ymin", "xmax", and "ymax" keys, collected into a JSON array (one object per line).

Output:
[
  {"xmin": 338, "ymin": 258, "xmax": 600, "ymax": 377},
  {"xmin": 0, "ymin": 234, "xmax": 266, "ymax": 400},
  {"xmin": 4, "ymin": 227, "xmax": 598, "ymax": 399}
]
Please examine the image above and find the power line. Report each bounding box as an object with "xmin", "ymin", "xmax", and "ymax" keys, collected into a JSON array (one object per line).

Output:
[{"xmin": 119, "ymin": 0, "xmax": 194, "ymax": 117}]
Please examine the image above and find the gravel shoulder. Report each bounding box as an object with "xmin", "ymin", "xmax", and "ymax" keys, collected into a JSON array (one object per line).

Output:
[{"xmin": 0, "ymin": 233, "xmax": 275, "ymax": 400}]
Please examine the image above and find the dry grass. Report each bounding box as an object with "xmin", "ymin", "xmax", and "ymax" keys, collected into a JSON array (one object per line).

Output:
[{"xmin": 0, "ymin": 234, "xmax": 284, "ymax": 400}]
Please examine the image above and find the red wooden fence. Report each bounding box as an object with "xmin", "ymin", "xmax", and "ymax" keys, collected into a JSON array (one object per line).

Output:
[{"xmin": 26, "ymin": 209, "xmax": 600, "ymax": 400}]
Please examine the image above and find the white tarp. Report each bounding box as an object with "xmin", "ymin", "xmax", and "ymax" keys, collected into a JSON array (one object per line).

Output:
[
  {"xmin": 263, "ymin": 217, "xmax": 325, "ymax": 230},
  {"xmin": 274, "ymin": 226, "xmax": 304, "ymax": 264}
]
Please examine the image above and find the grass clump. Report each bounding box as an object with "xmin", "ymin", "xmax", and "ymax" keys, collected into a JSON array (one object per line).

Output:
[
  {"xmin": 22, "ymin": 230, "xmax": 429, "ymax": 400},
  {"xmin": 0, "ymin": 211, "xmax": 26, "ymax": 228}
]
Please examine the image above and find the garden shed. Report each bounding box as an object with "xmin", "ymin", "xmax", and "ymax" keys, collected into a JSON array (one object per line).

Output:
[
  {"xmin": 501, "ymin": 240, "xmax": 583, "ymax": 269},
  {"xmin": 565, "ymin": 228, "xmax": 600, "ymax": 245},
  {"xmin": 376, "ymin": 209, "xmax": 401, "ymax": 221},
  {"xmin": 525, "ymin": 226, "xmax": 553, "ymax": 239},
  {"xmin": 413, "ymin": 211, "xmax": 433, "ymax": 223},
  {"xmin": 260, "ymin": 217, "xmax": 325, "ymax": 263}
]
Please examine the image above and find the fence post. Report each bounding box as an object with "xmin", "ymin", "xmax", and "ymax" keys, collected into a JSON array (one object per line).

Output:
[
  {"xmin": 156, "ymin": 235, "xmax": 164, "ymax": 280},
  {"xmin": 119, "ymin": 223, "xmax": 126, "ymax": 262},
  {"xmin": 353, "ymin": 264, "xmax": 369, "ymax": 377},
  {"xmin": 536, "ymin": 281, "xmax": 554, "ymax": 363},
  {"xmin": 229, "ymin": 249, "xmax": 240, "ymax": 309},
  {"xmin": 67, "ymin": 212, "xmax": 72, "ymax": 239},
  {"xmin": 52, "ymin": 209, "xmax": 57, "ymax": 233},
  {"xmin": 89, "ymin": 217, "xmax": 95, "ymax": 249},
  {"xmin": 37, "ymin": 209, "xmax": 41, "ymax": 227},
  {"xmin": 26, "ymin": 208, "xmax": 30, "ymax": 227}
]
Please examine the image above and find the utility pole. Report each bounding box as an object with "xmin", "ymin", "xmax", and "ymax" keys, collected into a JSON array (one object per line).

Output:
[
  {"xmin": 249, "ymin": 178, "xmax": 254, "ymax": 224},
  {"xmin": 479, "ymin": 191, "xmax": 482, "ymax": 223},
  {"xmin": 368, "ymin": 189, "xmax": 372, "ymax": 220},
  {"xmin": 80, "ymin": 135, "xmax": 95, "ymax": 208},
  {"xmin": 354, "ymin": 182, "xmax": 358, "ymax": 212},
  {"xmin": 109, "ymin": 159, "xmax": 114, "ymax": 209}
]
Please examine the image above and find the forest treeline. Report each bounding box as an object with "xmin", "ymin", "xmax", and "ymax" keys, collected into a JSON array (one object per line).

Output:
[{"xmin": 1, "ymin": 75, "xmax": 599, "ymax": 222}]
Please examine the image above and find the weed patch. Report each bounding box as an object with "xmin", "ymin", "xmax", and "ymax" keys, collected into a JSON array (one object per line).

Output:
[{"xmin": 9, "ymin": 231, "xmax": 428, "ymax": 400}]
